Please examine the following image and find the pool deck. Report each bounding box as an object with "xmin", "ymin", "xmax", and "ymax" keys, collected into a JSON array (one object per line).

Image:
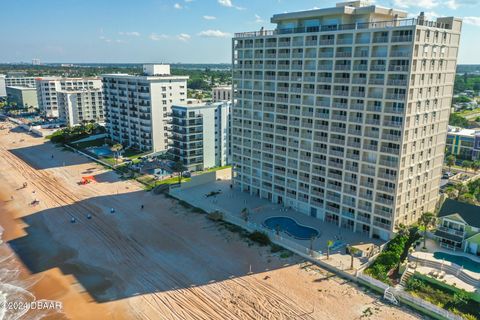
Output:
[
  {"xmin": 170, "ymin": 179, "xmax": 384, "ymax": 269},
  {"xmin": 409, "ymin": 239, "xmax": 480, "ymax": 290}
]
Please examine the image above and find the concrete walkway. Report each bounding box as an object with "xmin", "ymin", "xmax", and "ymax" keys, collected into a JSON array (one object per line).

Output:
[{"xmin": 170, "ymin": 180, "xmax": 383, "ymax": 259}]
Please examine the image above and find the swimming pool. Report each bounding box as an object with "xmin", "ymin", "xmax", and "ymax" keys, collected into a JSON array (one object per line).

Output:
[
  {"xmin": 263, "ymin": 217, "xmax": 319, "ymax": 240},
  {"xmin": 87, "ymin": 146, "xmax": 113, "ymax": 157},
  {"xmin": 434, "ymin": 252, "xmax": 480, "ymax": 273}
]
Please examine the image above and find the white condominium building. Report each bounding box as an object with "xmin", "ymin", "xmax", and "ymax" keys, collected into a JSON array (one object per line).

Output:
[
  {"xmin": 212, "ymin": 85, "xmax": 233, "ymax": 102},
  {"xmin": 57, "ymin": 89, "xmax": 104, "ymax": 126},
  {"xmin": 170, "ymin": 101, "xmax": 231, "ymax": 171},
  {"xmin": 5, "ymin": 76, "xmax": 37, "ymax": 88},
  {"xmin": 102, "ymin": 64, "xmax": 188, "ymax": 153},
  {"xmin": 232, "ymin": 1, "xmax": 462, "ymax": 240},
  {"xmin": 36, "ymin": 77, "xmax": 103, "ymax": 120}
]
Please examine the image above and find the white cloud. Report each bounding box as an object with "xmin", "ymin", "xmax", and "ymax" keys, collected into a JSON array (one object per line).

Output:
[
  {"xmin": 463, "ymin": 16, "xmax": 480, "ymax": 26},
  {"xmin": 149, "ymin": 33, "xmax": 169, "ymax": 41},
  {"xmin": 203, "ymin": 15, "xmax": 217, "ymax": 20},
  {"xmin": 254, "ymin": 14, "xmax": 264, "ymax": 23},
  {"xmin": 99, "ymin": 36, "xmax": 125, "ymax": 44},
  {"xmin": 174, "ymin": 3, "xmax": 183, "ymax": 9},
  {"xmin": 218, "ymin": 0, "xmax": 233, "ymax": 7},
  {"xmin": 218, "ymin": 0, "xmax": 244, "ymax": 10},
  {"xmin": 198, "ymin": 29, "xmax": 231, "ymax": 38},
  {"xmin": 185, "ymin": 0, "xmax": 194, "ymax": 2},
  {"xmin": 118, "ymin": 31, "xmax": 140, "ymax": 37},
  {"xmin": 445, "ymin": 0, "xmax": 458, "ymax": 9},
  {"xmin": 177, "ymin": 33, "xmax": 191, "ymax": 41},
  {"xmin": 393, "ymin": 0, "xmax": 439, "ymax": 9},
  {"xmin": 423, "ymin": 11, "xmax": 440, "ymax": 19}
]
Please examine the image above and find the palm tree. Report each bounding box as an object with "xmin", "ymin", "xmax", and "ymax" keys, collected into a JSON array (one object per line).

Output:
[
  {"xmin": 110, "ymin": 143, "xmax": 123, "ymax": 165},
  {"xmin": 348, "ymin": 245, "xmax": 360, "ymax": 270},
  {"xmin": 444, "ymin": 186, "xmax": 459, "ymax": 199},
  {"xmin": 326, "ymin": 240, "xmax": 334, "ymax": 260},
  {"xmin": 396, "ymin": 223, "xmax": 409, "ymax": 237},
  {"xmin": 172, "ymin": 161, "xmax": 187, "ymax": 185},
  {"xmin": 419, "ymin": 212, "xmax": 436, "ymax": 250},
  {"xmin": 446, "ymin": 154, "xmax": 456, "ymax": 171},
  {"xmin": 461, "ymin": 160, "xmax": 473, "ymax": 172}
]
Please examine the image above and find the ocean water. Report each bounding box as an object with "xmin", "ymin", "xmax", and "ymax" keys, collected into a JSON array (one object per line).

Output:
[{"xmin": 0, "ymin": 224, "xmax": 64, "ymax": 320}]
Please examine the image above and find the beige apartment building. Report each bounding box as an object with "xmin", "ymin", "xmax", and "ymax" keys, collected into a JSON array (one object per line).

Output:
[
  {"xmin": 212, "ymin": 85, "xmax": 232, "ymax": 102},
  {"xmin": 231, "ymin": 1, "xmax": 462, "ymax": 240}
]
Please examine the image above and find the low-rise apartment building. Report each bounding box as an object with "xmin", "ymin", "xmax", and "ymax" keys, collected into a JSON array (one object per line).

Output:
[
  {"xmin": 446, "ymin": 126, "xmax": 480, "ymax": 161},
  {"xmin": 6, "ymin": 86, "xmax": 38, "ymax": 109},
  {"xmin": 102, "ymin": 64, "xmax": 188, "ymax": 152},
  {"xmin": 170, "ymin": 101, "xmax": 231, "ymax": 171}
]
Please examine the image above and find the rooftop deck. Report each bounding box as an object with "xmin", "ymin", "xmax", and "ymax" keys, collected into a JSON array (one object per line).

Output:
[{"xmin": 234, "ymin": 18, "xmax": 450, "ymax": 38}]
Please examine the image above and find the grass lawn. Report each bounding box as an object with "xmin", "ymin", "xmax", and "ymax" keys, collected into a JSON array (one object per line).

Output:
[
  {"xmin": 456, "ymin": 107, "xmax": 480, "ymax": 116},
  {"xmin": 70, "ymin": 138, "xmax": 109, "ymax": 149},
  {"xmin": 194, "ymin": 165, "xmax": 231, "ymax": 175}
]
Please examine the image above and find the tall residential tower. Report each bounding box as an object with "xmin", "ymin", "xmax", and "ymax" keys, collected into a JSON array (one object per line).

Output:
[
  {"xmin": 232, "ymin": 1, "xmax": 462, "ymax": 240},
  {"xmin": 102, "ymin": 64, "xmax": 188, "ymax": 152}
]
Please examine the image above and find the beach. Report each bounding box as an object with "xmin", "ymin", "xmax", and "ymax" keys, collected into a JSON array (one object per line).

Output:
[{"xmin": 0, "ymin": 120, "xmax": 419, "ymax": 320}]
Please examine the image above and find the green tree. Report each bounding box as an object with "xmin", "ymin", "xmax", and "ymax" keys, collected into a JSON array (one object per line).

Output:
[
  {"xmin": 172, "ymin": 161, "xmax": 187, "ymax": 185},
  {"xmin": 419, "ymin": 212, "xmax": 436, "ymax": 249},
  {"xmin": 462, "ymin": 160, "xmax": 473, "ymax": 172},
  {"xmin": 326, "ymin": 240, "xmax": 334, "ymax": 260},
  {"xmin": 445, "ymin": 185, "xmax": 459, "ymax": 199},
  {"xmin": 449, "ymin": 113, "xmax": 470, "ymax": 127},
  {"xmin": 446, "ymin": 154, "xmax": 456, "ymax": 171},
  {"xmin": 110, "ymin": 143, "xmax": 123, "ymax": 165},
  {"xmin": 348, "ymin": 245, "xmax": 360, "ymax": 270}
]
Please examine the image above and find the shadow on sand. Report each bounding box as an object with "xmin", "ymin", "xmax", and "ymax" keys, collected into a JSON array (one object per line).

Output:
[{"xmin": 8, "ymin": 190, "xmax": 295, "ymax": 303}]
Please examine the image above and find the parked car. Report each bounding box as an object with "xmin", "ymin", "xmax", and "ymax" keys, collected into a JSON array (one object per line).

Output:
[{"xmin": 182, "ymin": 171, "xmax": 191, "ymax": 178}]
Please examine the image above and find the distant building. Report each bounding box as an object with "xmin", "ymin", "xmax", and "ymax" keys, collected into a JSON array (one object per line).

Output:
[
  {"xmin": 170, "ymin": 101, "xmax": 231, "ymax": 171},
  {"xmin": 446, "ymin": 126, "xmax": 480, "ymax": 161},
  {"xmin": 57, "ymin": 89, "xmax": 104, "ymax": 126},
  {"xmin": 5, "ymin": 76, "xmax": 37, "ymax": 88},
  {"xmin": 435, "ymin": 199, "xmax": 480, "ymax": 256},
  {"xmin": 6, "ymin": 86, "xmax": 38, "ymax": 109},
  {"xmin": 0, "ymin": 75, "xmax": 6, "ymax": 97},
  {"xmin": 102, "ymin": 64, "xmax": 188, "ymax": 152},
  {"xmin": 36, "ymin": 77, "xmax": 103, "ymax": 120},
  {"xmin": 32, "ymin": 58, "xmax": 41, "ymax": 66},
  {"xmin": 212, "ymin": 86, "xmax": 232, "ymax": 102}
]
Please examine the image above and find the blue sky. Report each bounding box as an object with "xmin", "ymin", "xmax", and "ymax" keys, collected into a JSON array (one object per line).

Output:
[{"xmin": 0, "ymin": 0, "xmax": 479, "ymax": 64}]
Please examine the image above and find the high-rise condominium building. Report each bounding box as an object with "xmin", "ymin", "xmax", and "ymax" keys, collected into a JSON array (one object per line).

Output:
[
  {"xmin": 102, "ymin": 64, "xmax": 188, "ymax": 153},
  {"xmin": 36, "ymin": 77, "xmax": 103, "ymax": 121},
  {"xmin": 212, "ymin": 86, "xmax": 233, "ymax": 102},
  {"xmin": 170, "ymin": 101, "xmax": 231, "ymax": 171},
  {"xmin": 232, "ymin": 1, "xmax": 462, "ymax": 240}
]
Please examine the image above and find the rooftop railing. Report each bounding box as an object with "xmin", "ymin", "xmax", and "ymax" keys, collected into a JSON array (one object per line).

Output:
[{"xmin": 234, "ymin": 18, "xmax": 450, "ymax": 38}]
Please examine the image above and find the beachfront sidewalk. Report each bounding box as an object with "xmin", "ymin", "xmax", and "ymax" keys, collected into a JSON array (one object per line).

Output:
[{"xmin": 170, "ymin": 180, "xmax": 383, "ymax": 270}]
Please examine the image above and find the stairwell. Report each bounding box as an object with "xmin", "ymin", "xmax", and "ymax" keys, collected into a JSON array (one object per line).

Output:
[{"xmin": 400, "ymin": 268, "xmax": 414, "ymax": 287}]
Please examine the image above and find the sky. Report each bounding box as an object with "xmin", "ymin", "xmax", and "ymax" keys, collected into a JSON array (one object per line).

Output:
[{"xmin": 0, "ymin": 0, "xmax": 479, "ymax": 64}]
